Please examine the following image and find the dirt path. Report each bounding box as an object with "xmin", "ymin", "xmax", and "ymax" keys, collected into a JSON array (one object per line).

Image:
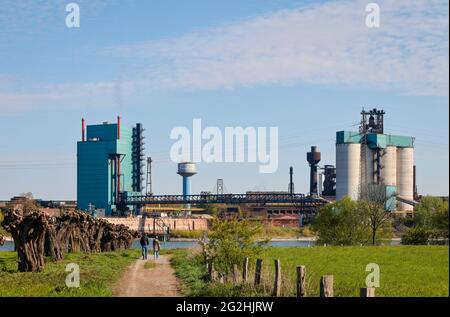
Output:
[{"xmin": 113, "ymin": 255, "xmax": 182, "ymax": 297}]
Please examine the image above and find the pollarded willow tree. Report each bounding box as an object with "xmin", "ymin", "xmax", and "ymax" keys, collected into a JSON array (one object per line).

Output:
[{"xmin": 2, "ymin": 209, "xmax": 139, "ymax": 272}]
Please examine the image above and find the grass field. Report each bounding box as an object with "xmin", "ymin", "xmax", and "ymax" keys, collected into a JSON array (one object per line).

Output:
[
  {"xmin": 170, "ymin": 246, "xmax": 449, "ymax": 297},
  {"xmin": 0, "ymin": 249, "xmax": 140, "ymax": 296}
]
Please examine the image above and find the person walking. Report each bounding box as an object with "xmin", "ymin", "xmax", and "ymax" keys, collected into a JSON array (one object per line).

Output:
[
  {"xmin": 153, "ymin": 236, "xmax": 161, "ymax": 260},
  {"xmin": 140, "ymin": 233, "xmax": 149, "ymax": 260}
]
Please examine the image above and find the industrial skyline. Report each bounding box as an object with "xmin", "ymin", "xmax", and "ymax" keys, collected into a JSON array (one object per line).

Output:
[{"xmin": 0, "ymin": 0, "xmax": 448, "ymax": 199}]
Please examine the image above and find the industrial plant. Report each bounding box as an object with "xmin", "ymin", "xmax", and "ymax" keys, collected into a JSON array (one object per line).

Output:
[
  {"xmin": 335, "ymin": 109, "xmax": 416, "ymax": 211},
  {"xmin": 77, "ymin": 116, "xmax": 145, "ymax": 216},
  {"xmin": 76, "ymin": 108, "xmax": 417, "ymax": 222}
]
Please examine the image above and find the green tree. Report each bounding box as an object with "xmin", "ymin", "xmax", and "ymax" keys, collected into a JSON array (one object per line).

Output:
[
  {"xmin": 415, "ymin": 196, "xmax": 449, "ymax": 238},
  {"xmin": 358, "ymin": 184, "xmax": 393, "ymax": 245},
  {"xmin": 204, "ymin": 217, "xmax": 265, "ymax": 276},
  {"xmin": 312, "ymin": 197, "xmax": 371, "ymax": 245}
]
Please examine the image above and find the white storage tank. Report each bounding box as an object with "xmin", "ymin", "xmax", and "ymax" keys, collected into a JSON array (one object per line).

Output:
[
  {"xmin": 396, "ymin": 147, "xmax": 414, "ymax": 211},
  {"xmin": 365, "ymin": 146, "xmax": 376, "ymax": 185},
  {"xmin": 381, "ymin": 146, "xmax": 397, "ymax": 186},
  {"xmin": 336, "ymin": 143, "xmax": 361, "ymax": 200}
]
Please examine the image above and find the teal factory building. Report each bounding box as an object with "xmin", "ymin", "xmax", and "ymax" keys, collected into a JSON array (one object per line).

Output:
[{"xmin": 77, "ymin": 117, "xmax": 144, "ymax": 215}]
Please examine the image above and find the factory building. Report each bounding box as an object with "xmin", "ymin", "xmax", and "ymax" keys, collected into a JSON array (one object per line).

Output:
[
  {"xmin": 77, "ymin": 117, "xmax": 144, "ymax": 215},
  {"xmin": 335, "ymin": 109, "xmax": 415, "ymax": 211}
]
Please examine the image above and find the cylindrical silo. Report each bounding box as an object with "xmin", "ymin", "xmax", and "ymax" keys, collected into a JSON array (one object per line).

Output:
[
  {"xmin": 336, "ymin": 143, "xmax": 361, "ymax": 200},
  {"xmin": 381, "ymin": 146, "xmax": 397, "ymax": 186},
  {"xmin": 365, "ymin": 146, "xmax": 376, "ymax": 185},
  {"xmin": 396, "ymin": 147, "xmax": 414, "ymax": 211}
]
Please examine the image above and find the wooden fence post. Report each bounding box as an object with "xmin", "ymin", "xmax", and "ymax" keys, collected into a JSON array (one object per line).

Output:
[
  {"xmin": 360, "ymin": 288, "xmax": 376, "ymax": 297},
  {"xmin": 242, "ymin": 257, "xmax": 249, "ymax": 282},
  {"xmin": 254, "ymin": 259, "xmax": 263, "ymax": 286},
  {"xmin": 296, "ymin": 265, "xmax": 306, "ymax": 297},
  {"xmin": 273, "ymin": 259, "xmax": 281, "ymax": 297},
  {"xmin": 232, "ymin": 264, "xmax": 238, "ymax": 283},
  {"xmin": 320, "ymin": 275, "xmax": 334, "ymax": 297}
]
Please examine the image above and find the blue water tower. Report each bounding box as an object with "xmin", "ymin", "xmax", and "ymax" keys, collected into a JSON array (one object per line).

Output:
[{"xmin": 177, "ymin": 162, "xmax": 197, "ymax": 206}]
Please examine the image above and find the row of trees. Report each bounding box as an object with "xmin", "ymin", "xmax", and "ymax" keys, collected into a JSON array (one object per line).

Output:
[
  {"xmin": 311, "ymin": 197, "xmax": 391, "ymax": 246},
  {"xmin": 312, "ymin": 187, "xmax": 448, "ymax": 246},
  {"xmin": 312, "ymin": 184, "xmax": 393, "ymax": 246},
  {"xmin": 401, "ymin": 196, "xmax": 448, "ymax": 244},
  {"xmin": 1, "ymin": 208, "xmax": 138, "ymax": 272}
]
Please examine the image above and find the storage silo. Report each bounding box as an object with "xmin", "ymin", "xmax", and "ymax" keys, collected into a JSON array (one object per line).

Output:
[
  {"xmin": 396, "ymin": 147, "xmax": 414, "ymax": 211},
  {"xmin": 336, "ymin": 143, "xmax": 361, "ymax": 200},
  {"xmin": 365, "ymin": 146, "xmax": 376, "ymax": 185},
  {"xmin": 381, "ymin": 146, "xmax": 397, "ymax": 186}
]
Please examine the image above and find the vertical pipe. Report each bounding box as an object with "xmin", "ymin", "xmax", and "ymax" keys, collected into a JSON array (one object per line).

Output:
[
  {"xmin": 117, "ymin": 156, "xmax": 121, "ymax": 202},
  {"xmin": 81, "ymin": 118, "xmax": 85, "ymax": 142},
  {"xmin": 376, "ymin": 148, "xmax": 382, "ymax": 184},
  {"xmin": 114, "ymin": 156, "xmax": 118, "ymax": 203},
  {"xmin": 117, "ymin": 115, "xmax": 121, "ymax": 139}
]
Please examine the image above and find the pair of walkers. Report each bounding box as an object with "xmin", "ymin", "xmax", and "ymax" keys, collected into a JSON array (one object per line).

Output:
[{"xmin": 139, "ymin": 233, "xmax": 161, "ymax": 260}]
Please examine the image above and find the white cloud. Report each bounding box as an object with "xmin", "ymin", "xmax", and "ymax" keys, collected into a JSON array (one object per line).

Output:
[
  {"xmin": 0, "ymin": 0, "xmax": 448, "ymax": 113},
  {"xmin": 108, "ymin": 0, "xmax": 448, "ymax": 96}
]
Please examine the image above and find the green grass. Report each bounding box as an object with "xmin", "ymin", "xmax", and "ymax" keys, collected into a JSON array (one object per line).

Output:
[
  {"xmin": 0, "ymin": 249, "xmax": 140, "ymax": 296},
  {"xmin": 170, "ymin": 246, "xmax": 449, "ymax": 297}
]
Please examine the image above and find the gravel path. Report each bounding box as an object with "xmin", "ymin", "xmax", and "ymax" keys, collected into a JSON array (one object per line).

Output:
[{"xmin": 113, "ymin": 255, "xmax": 182, "ymax": 297}]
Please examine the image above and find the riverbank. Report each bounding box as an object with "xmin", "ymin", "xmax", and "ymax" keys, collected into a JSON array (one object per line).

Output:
[
  {"xmin": 169, "ymin": 245, "xmax": 449, "ymax": 297},
  {"xmin": 0, "ymin": 237, "xmax": 403, "ymax": 252}
]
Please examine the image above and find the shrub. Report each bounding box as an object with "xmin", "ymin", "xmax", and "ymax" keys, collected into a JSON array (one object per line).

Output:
[
  {"xmin": 204, "ymin": 217, "xmax": 266, "ymax": 276},
  {"xmin": 312, "ymin": 197, "xmax": 371, "ymax": 245},
  {"xmin": 401, "ymin": 227, "xmax": 429, "ymax": 245}
]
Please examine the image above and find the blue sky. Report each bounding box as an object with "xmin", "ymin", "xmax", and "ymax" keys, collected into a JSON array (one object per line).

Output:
[{"xmin": 0, "ymin": 0, "xmax": 448, "ymax": 199}]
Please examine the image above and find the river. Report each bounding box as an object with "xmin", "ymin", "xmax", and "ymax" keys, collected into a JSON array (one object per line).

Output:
[{"xmin": 0, "ymin": 238, "xmax": 401, "ymax": 252}]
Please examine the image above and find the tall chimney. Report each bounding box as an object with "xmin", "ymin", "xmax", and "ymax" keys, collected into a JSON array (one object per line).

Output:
[
  {"xmin": 117, "ymin": 115, "xmax": 121, "ymax": 140},
  {"xmin": 289, "ymin": 166, "xmax": 294, "ymax": 195},
  {"xmin": 81, "ymin": 118, "xmax": 85, "ymax": 142}
]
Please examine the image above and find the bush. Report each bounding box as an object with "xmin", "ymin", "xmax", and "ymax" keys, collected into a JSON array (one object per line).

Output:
[
  {"xmin": 415, "ymin": 196, "xmax": 449, "ymax": 238},
  {"xmin": 401, "ymin": 227, "xmax": 429, "ymax": 245},
  {"xmin": 204, "ymin": 217, "xmax": 266, "ymax": 276},
  {"xmin": 312, "ymin": 197, "xmax": 371, "ymax": 245}
]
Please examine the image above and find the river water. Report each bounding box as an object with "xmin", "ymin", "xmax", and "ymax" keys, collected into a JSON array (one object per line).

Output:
[{"xmin": 0, "ymin": 239, "xmax": 400, "ymax": 252}]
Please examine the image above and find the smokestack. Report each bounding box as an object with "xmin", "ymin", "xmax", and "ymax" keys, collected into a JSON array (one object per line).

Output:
[
  {"xmin": 81, "ymin": 118, "xmax": 85, "ymax": 142},
  {"xmin": 289, "ymin": 166, "xmax": 294, "ymax": 195},
  {"xmin": 117, "ymin": 115, "xmax": 121, "ymax": 139},
  {"xmin": 307, "ymin": 146, "xmax": 321, "ymax": 195}
]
